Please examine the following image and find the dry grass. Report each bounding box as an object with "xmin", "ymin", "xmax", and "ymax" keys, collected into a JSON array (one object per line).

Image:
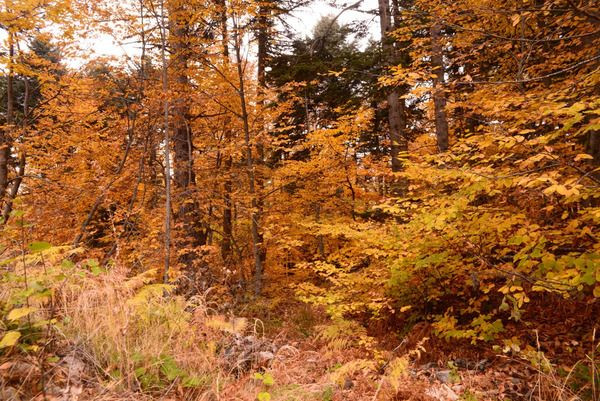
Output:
[
  {"xmin": 3, "ymin": 253, "xmax": 598, "ymax": 401},
  {"xmin": 54, "ymin": 267, "xmax": 224, "ymax": 398},
  {"xmin": 526, "ymin": 330, "xmax": 599, "ymax": 401}
]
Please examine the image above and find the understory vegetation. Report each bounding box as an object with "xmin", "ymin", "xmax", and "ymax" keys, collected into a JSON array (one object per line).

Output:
[{"xmin": 1, "ymin": 0, "xmax": 599, "ymax": 400}]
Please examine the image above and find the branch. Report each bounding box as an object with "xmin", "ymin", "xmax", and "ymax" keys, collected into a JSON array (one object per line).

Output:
[
  {"xmin": 456, "ymin": 54, "xmax": 600, "ymax": 86},
  {"xmin": 566, "ymin": 0, "xmax": 600, "ymax": 22}
]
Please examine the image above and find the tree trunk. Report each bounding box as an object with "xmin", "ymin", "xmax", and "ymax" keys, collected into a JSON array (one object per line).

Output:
[
  {"xmin": 431, "ymin": 22, "xmax": 449, "ymax": 152},
  {"xmin": 586, "ymin": 129, "xmax": 600, "ymax": 181},
  {"xmin": 217, "ymin": 0, "xmax": 234, "ymax": 263},
  {"xmin": 2, "ymin": 152, "xmax": 25, "ymax": 223},
  {"xmin": 0, "ymin": 35, "xmax": 14, "ymax": 210},
  {"xmin": 257, "ymin": 1, "xmax": 269, "ymax": 90},
  {"xmin": 3, "ymin": 70, "xmax": 29, "ymax": 225},
  {"xmin": 587, "ymin": 130, "xmax": 600, "ymax": 161},
  {"xmin": 222, "ymin": 154, "xmax": 233, "ymax": 261},
  {"xmin": 159, "ymin": 0, "xmax": 172, "ymax": 282},
  {"xmin": 315, "ymin": 203, "xmax": 325, "ymax": 259},
  {"xmin": 255, "ymin": 0, "xmax": 270, "ymax": 273},
  {"xmin": 169, "ymin": 1, "xmax": 207, "ymax": 264},
  {"xmin": 234, "ymin": 27, "xmax": 263, "ymax": 295},
  {"xmin": 377, "ymin": 0, "xmax": 408, "ymax": 176}
]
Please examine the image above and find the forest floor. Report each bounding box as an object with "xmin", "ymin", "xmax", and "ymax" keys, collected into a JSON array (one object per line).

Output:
[
  {"xmin": 0, "ymin": 268, "xmax": 577, "ymax": 401},
  {"xmin": 0, "ymin": 310, "xmax": 543, "ymax": 401}
]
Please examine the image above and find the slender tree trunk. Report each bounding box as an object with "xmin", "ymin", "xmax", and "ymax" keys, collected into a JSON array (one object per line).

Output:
[
  {"xmin": 315, "ymin": 203, "xmax": 325, "ymax": 259},
  {"xmin": 159, "ymin": 0, "xmax": 172, "ymax": 282},
  {"xmin": 218, "ymin": 0, "xmax": 234, "ymax": 263},
  {"xmin": 222, "ymin": 155, "xmax": 233, "ymax": 260},
  {"xmin": 234, "ymin": 26, "xmax": 263, "ymax": 295},
  {"xmin": 0, "ymin": 139, "xmax": 9, "ymax": 207},
  {"xmin": 0, "ymin": 34, "xmax": 14, "ymax": 209},
  {"xmin": 585, "ymin": 129, "xmax": 600, "ymax": 180},
  {"xmin": 255, "ymin": 0, "xmax": 270, "ymax": 272},
  {"xmin": 2, "ymin": 152, "xmax": 24, "ymax": 223},
  {"xmin": 431, "ymin": 22, "xmax": 449, "ymax": 151},
  {"xmin": 377, "ymin": 0, "xmax": 408, "ymax": 176},
  {"xmin": 587, "ymin": 130, "xmax": 600, "ymax": 162},
  {"xmin": 2, "ymin": 64, "xmax": 28, "ymax": 225}
]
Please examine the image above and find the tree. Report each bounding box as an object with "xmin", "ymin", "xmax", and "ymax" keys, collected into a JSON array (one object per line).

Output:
[
  {"xmin": 377, "ymin": 0, "xmax": 408, "ymax": 176},
  {"xmin": 430, "ymin": 21, "xmax": 448, "ymax": 151},
  {"xmin": 0, "ymin": 0, "xmax": 71, "ymax": 224},
  {"xmin": 268, "ymin": 17, "xmax": 379, "ymax": 163}
]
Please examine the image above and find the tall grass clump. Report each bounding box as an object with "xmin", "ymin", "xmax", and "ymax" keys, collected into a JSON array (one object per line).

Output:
[{"xmin": 58, "ymin": 266, "xmax": 223, "ymax": 394}]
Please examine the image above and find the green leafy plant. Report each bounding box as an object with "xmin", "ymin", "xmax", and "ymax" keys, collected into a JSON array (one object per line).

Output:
[
  {"xmin": 253, "ymin": 371, "xmax": 275, "ymax": 401},
  {"xmin": 0, "ymin": 237, "xmax": 82, "ymax": 354}
]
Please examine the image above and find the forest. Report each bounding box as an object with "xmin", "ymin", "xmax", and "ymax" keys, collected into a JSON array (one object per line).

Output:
[{"xmin": 0, "ymin": 0, "xmax": 599, "ymax": 400}]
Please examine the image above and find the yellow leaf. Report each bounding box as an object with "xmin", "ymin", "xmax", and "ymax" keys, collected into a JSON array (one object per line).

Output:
[
  {"xmin": 575, "ymin": 153, "xmax": 594, "ymax": 161},
  {"xmin": 400, "ymin": 305, "xmax": 412, "ymax": 312},
  {"xmin": 543, "ymin": 185, "xmax": 557, "ymax": 195},
  {"xmin": 0, "ymin": 331, "xmax": 21, "ymax": 348},
  {"xmin": 7, "ymin": 307, "xmax": 38, "ymax": 321},
  {"xmin": 556, "ymin": 185, "xmax": 570, "ymax": 196}
]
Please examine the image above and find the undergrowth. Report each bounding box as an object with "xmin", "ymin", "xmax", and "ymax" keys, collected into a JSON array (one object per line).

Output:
[
  {"xmin": 1, "ymin": 241, "xmax": 599, "ymax": 400},
  {"xmin": 58, "ymin": 267, "xmax": 219, "ymax": 393},
  {"xmin": 0, "ymin": 243, "xmax": 228, "ymax": 399}
]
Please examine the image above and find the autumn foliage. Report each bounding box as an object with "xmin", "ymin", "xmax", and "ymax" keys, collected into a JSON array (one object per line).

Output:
[{"xmin": 0, "ymin": 0, "xmax": 599, "ymax": 399}]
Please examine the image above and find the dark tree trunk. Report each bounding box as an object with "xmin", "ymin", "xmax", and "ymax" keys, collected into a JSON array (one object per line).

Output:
[
  {"xmin": 0, "ymin": 37, "xmax": 14, "ymax": 210},
  {"xmin": 586, "ymin": 130, "xmax": 600, "ymax": 176},
  {"xmin": 378, "ymin": 0, "xmax": 408, "ymax": 187},
  {"xmin": 315, "ymin": 203, "xmax": 325, "ymax": 259},
  {"xmin": 431, "ymin": 22, "xmax": 449, "ymax": 152},
  {"xmin": 169, "ymin": 3, "xmax": 207, "ymax": 262},
  {"xmin": 234, "ymin": 25, "xmax": 263, "ymax": 295},
  {"xmin": 255, "ymin": 1, "xmax": 270, "ymax": 278},
  {"xmin": 2, "ymin": 152, "xmax": 25, "ymax": 224},
  {"xmin": 2, "ymin": 66, "xmax": 29, "ymax": 225},
  {"xmin": 217, "ymin": 0, "xmax": 234, "ymax": 263}
]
